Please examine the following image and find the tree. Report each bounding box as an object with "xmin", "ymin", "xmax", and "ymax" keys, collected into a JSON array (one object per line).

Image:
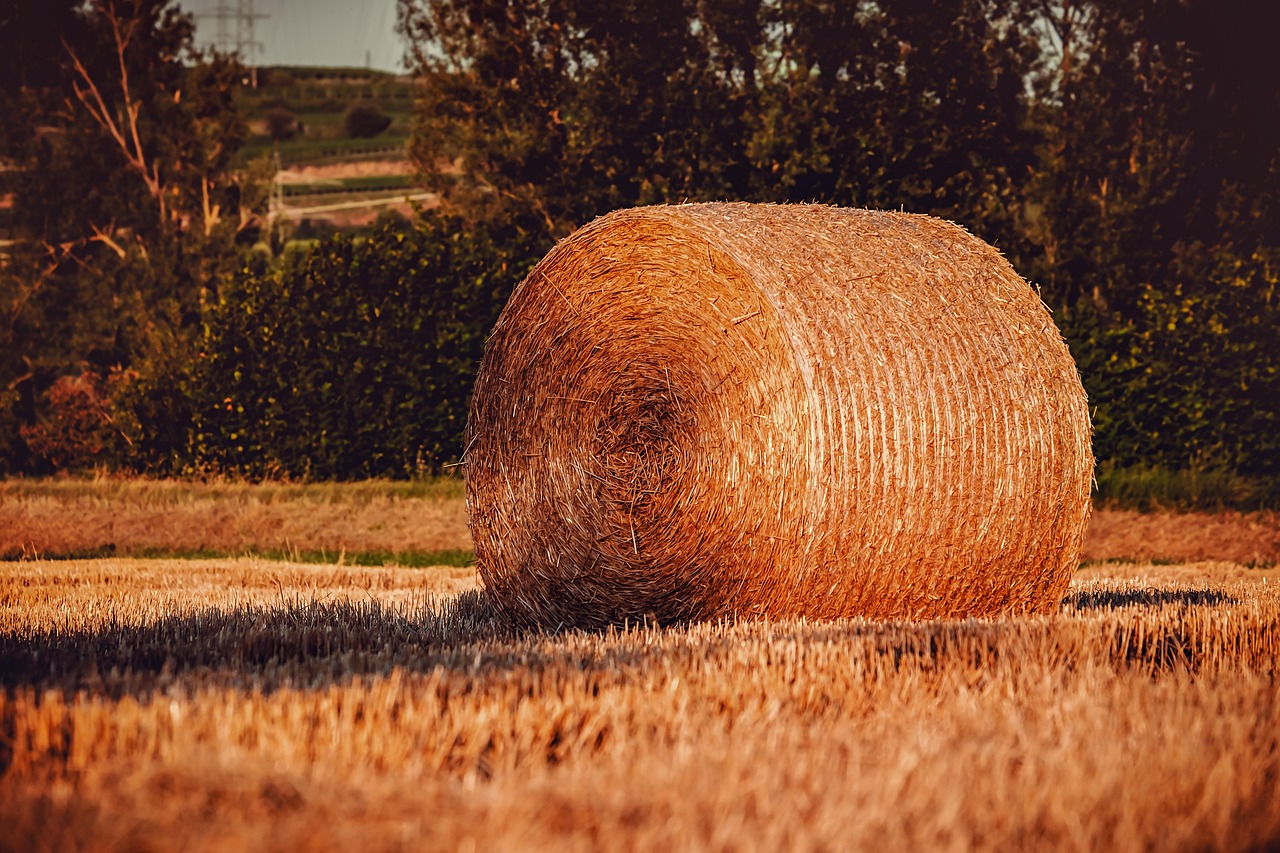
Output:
[
  {"xmin": 1023, "ymin": 0, "xmax": 1280, "ymax": 475},
  {"xmin": 343, "ymin": 100, "xmax": 393, "ymax": 138},
  {"xmin": 1025, "ymin": 0, "xmax": 1279, "ymax": 317},
  {"xmin": 264, "ymin": 105, "xmax": 299, "ymax": 141},
  {"xmin": 398, "ymin": 0, "xmax": 758, "ymax": 241},
  {"xmin": 745, "ymin": 0, "xmax": 1042, "ymax": 247},
  {"xmin": 0, "ymin": 0, "xmax": 260, "ymax": 473},
  {"xmin": 397, "ymin": 0, "xmax": 1042, "ymax": 247}
]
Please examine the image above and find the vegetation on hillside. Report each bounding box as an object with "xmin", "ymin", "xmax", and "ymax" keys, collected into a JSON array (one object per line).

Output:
[
  {"xmin": 0, "ymin": 0, "xmax": 257, "ymax": 473},
  {"xmin": 237, "ymin": 65, "xmax": 414, "ymax": 163}
]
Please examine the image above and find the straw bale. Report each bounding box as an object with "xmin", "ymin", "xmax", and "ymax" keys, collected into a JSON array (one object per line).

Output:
[{"xmin": 465, "ymin": 203, "xmax": 1094, "ymax": 629}]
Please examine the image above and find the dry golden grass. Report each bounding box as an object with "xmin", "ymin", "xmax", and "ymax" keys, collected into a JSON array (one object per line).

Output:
[
  {"xmin": 5, "ymin": 478, "xmax": 1278, "ymax": 568},
  {"xmin": 1082, "ymin": 508, "xmax": 1280, "ymax": 567},
  {"xmin": 2, "ymin": 557, "xmax": 1278, "ymax": 851},
  {"xmin": 0, "ymin": 478, "xmax": 471, "ymax": 560},
  {"xmin": 10, "ymin": 473, "xmax": 1280, "ymax": 568}
]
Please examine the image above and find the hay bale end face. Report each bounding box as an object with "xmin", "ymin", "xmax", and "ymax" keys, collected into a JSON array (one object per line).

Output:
[{"xmin": 465, "ymin": 203, "xmax": 1093, "ymax": 629}]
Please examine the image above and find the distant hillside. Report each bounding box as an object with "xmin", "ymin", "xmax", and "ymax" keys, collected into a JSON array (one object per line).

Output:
[
  {"xmin": 238, "ymin": 65, "xmax": 415, "ymax": 167},
  {"xmin": 235, "ymin": 66, "xmax": 430, "ymax": 231}
]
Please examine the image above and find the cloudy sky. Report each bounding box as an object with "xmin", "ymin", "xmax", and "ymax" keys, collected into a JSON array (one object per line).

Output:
[{"xmin": 187, "ymin": 0, "xmax": 407, "ymax": 73}]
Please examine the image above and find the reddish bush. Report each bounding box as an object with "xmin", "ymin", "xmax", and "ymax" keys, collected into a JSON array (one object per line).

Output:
[{"xmin": 20, "ymin": 371, "xmax": 132, "ymax": 472}]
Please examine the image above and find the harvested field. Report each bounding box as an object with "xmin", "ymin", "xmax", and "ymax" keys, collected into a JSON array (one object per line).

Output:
[
  {"xmin": 2, "ymin": 558, "xmax": 1278, "ymax": 851},
  {"xmin": 3, "ymin": 479, "xmax": 1278, "ymax": 567},
  {"xmin": 1081, "ymin": 508, "xmax": 1280, "ymax": 567},
  {"xmin": 0, "ymin": 479, "xmax": 471, "ymax": 561},
  {"xmin": 275, "ymin": 159, "xmax": 413, "ymax": 185}
]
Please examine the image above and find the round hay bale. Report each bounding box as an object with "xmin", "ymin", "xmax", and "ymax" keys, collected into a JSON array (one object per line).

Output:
[{"xmin": 465, "ymin": 202, "xmax": 1093, "ymax": 629}]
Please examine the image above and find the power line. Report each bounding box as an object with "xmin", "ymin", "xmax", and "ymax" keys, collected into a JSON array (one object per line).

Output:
[{"xmin": 197, "ymin": 0, "xmax": 269, "ymax": 86}]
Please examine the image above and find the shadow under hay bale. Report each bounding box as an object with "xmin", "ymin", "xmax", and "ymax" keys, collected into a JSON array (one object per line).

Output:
[
  {"xmin": 1064, "ymin": 587, "xmax": 1235, "ymax": 611},
  {"xmin": 466, "ymin": 203, "xmax": 1094, "ymax": 629}
]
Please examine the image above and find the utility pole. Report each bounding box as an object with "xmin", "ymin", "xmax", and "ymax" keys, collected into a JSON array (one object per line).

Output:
[
  {"xmin": 198, "ymin": 0, "xmax": 269, "ymax": 87},
  {"xmin": 268, "ymin": 148, "xmax": 285, "ymax": 248}
]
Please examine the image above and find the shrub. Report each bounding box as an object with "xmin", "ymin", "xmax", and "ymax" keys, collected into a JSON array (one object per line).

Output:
[
  {"xmin": 343, "ymin": 100, "xmax": 392, "ymax": 139},
  {"xmin": 263, "ymin": 106, "xmax": 299, "ymax": 141},
  {"xmin": 19, "ymin": 371, "xmax": 132, "ymax": 472},
  {"xmin": 107, "ymin": 324, "xmax": 201, "ymax": 476},
  {"xmin": 1093, "ymin": 461, "xmax": 1280, "ymax": 512},
  {"xmin": 185, "ymin": 213, "xmax": 540, "ymax": 479},
  {"xmin": 1063, "ymin": 246, "xmax": 1280, "ymax": 481}
]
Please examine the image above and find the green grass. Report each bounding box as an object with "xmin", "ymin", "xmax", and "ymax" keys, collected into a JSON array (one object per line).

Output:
[
  {"xmin": 281, "ymin": 174, "xmax": 417, "ymax": 197},
  {"xmin": 1093, "ymin": 462, "xmax": 1280, "ymax": 512}
]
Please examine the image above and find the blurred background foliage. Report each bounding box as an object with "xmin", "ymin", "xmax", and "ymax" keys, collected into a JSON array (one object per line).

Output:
[{"xmin": 1, "ymin": 0, "xmax": 1276, "ymax": 506}]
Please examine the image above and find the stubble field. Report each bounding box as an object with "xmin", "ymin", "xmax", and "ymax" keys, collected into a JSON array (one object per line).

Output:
[{"xmin": 2, "ymin": 482, "xmax": 1279, "ymax": 850}]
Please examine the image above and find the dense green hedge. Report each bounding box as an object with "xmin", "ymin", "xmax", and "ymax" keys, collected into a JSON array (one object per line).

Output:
[
  {"xmin": 175, "ymin": 226, "xmax": 1276, "ymax": 495},
  {"xmin": 1058, "ymin": 245, "xmax": 1280, "ymax": 485},
  {"xmin": 176, "ymin": 215, "xmax": 539, "ymax": 479},
  {"xmin": 8, "ymin": 208, "xmax": 1273, "ymax": 501},
  {"xmin": 29, "ymin": 210, "xmax": 1240, "ymax": 501},
  {"xmin": 5, "ymin": 204, "xmax": 1274, "ymax": 504}
]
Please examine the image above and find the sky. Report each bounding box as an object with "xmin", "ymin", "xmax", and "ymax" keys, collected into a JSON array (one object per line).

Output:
[{"xmin": 187, "ymin": 0, "xmax": 407, "ymax": 74}]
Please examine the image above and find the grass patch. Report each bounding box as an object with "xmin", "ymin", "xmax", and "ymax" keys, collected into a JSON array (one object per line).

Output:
[
  {"xmin": 1, "ymin": 475, "xmax": 473, "ymax": 564},
  {"xmin": 1094, "ymin": 462, "xmax": 1280, "ymax": 512}
]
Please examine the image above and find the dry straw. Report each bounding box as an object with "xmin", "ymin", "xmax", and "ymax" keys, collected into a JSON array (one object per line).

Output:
[{"xmin": 465, "ymin": 203, "xmax": 1094, "ymax": 629}]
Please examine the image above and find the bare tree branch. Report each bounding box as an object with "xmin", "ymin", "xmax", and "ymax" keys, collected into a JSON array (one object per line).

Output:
[
  {"xmin": 61, "ymin": 1, "xmax": 169, "ymax": 225},
  {"xmin": 201, "ymin": 177, "xmax": 221, "ymax": 236},
  {"xmin": 89, "ymin": 222, "xmax": 128, "ymax": 258}
]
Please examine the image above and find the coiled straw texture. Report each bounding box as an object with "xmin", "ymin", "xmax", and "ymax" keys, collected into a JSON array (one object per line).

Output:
[{"xmin": 466, "ymin": 203, "xmax": 1094, "ymax": 629}]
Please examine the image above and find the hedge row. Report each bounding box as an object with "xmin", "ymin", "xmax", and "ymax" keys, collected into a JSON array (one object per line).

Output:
[
  {"xmin": 17, "ymin": 212, "xmax": 1280, "ymax": 505},
  {"xmin": 106, "ymin": 214, "xmax": 537, "ymax": 479}
]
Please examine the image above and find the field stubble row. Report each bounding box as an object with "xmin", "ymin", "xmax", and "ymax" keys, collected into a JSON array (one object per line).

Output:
[
  {"xmin": 1, "ymin": 558, "xmax": 1278, "ymax": 851},
  {"xmin": 0, "ymin": 479, "xmax": 471, "ymax": 562},
  {"xmin": 3, "ymin": 479, "xmax": 1279, "ymax": 566}
]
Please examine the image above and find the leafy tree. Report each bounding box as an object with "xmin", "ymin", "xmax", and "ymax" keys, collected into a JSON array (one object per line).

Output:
[
  {"xmin": 398, "ymin": 0, "xmax": 759, "ymax": 240},
  {"xmin": 0, "ymin": 0, "xmax": 259, "ymax": 473},
  {"xmin": 399, "ymin": 0, "xmax": 1042, "ymax": 245},
  {"xmin": 264, "ymin": 105, "xmax": 299, "ymax": 140},
  {"xmin": 1025, "ymin": 0, "xmax": 1280, "ymax": 474},
  {"xmin": 343, "ymin": 100, "xmax": 393, "ymax": 138},
  {"xmin": 746, "ymin": 0, "xmax": 1043, "ymax": 247}
]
